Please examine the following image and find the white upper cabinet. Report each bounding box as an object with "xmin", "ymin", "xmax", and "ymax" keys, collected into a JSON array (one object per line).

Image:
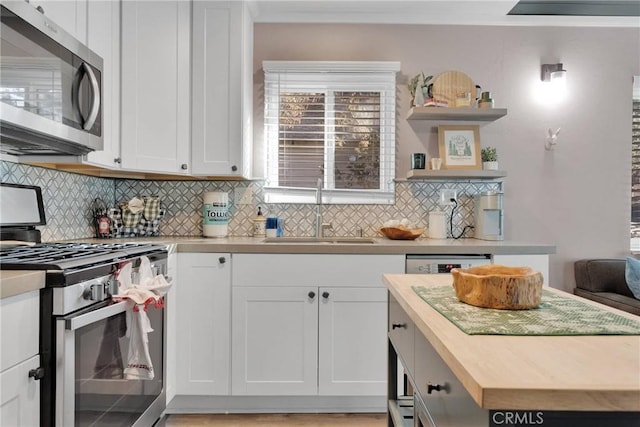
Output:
[
  {"xmin": 84, "ymin": 0, "xmax": 121, "ymax": 169},
  {"xmin": 31, "ymin": 0, "xmax": 87, "ymax": 43},
  {"xmin": 120, "ymin": 0, "xmax": 191, "ymax": 174},
  {"xmin": 191, "ymin": 1, "xmax": 253, "ymax": 177}
]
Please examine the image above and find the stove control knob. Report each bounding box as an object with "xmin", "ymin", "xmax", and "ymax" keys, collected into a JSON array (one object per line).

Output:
[{"xmin": 83, "ymin": 283, "xmax": 106, "ymax": 301}]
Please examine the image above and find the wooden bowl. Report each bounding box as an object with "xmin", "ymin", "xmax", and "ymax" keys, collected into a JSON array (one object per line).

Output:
[
  {"xmin": 379, "ymin": 227, "xmax": 424, "ymax": 240},
  {"xmin": 451, "ymin": 265, "xmax": 543, "ymax": 310}
]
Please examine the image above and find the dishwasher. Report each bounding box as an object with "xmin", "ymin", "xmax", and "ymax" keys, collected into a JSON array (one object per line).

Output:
[{"xmin": 405, "ymin": 254, "xmax": 491, "ymax": 274}]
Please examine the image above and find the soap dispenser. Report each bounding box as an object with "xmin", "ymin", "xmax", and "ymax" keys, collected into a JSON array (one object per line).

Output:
[{"xmin": 252, "ymin": 206, "xmax": 266, "ymax": 237}]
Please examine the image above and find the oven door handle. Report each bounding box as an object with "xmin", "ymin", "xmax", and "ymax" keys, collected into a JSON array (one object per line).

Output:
[{"xmin": 65, "ymin": 301, "xmax": 128, "ymax": 331}]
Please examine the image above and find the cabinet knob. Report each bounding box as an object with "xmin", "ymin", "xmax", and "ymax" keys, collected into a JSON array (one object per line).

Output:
[
  {"xmin": 218, "ymin": 257, "xmax": 226, "ymax": 264},
  {"xmin": 391, "ymin": 323, "xmax": 406, "ymax": 330},
  {"xmin": 36, "ymin": 5, "xmax": 44, "ymax": 14},
  {"xmin": 322, "ymin": 291, "xmax": 330, "ymax": 299},
  {"xmin": 181, "ymin": 163, "xmax": 188, "ymax": 170},
  {"xmin": 114, "ymin": 157, "xmax": 121, "ymax": 164},
  {"xmin": 427, "ymin": 382, "xmax": 447, "ymax": 394},
  {"xmin": 29, "ymin": 367, "xmax": 45, "ymax": 381},
  {"xmin": 231, "ymin": 165, "xmax": 238, "ymax": 172},
  {"xmin": 308, "ymin": 291, "xmax": 316, "ymax": 299}
]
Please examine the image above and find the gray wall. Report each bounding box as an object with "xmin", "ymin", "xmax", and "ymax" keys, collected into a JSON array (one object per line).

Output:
[{"xmin": 253, "ymin": 23, "xmax": 640, "ymax": 291}]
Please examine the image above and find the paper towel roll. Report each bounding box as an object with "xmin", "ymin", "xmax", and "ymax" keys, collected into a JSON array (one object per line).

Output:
[{"xmin": 203, "ymin": 192, "xmax": 229, "ymax": 237}]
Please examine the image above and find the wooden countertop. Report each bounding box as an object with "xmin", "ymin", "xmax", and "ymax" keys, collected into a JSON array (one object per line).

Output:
[
  {"xmin": 0, "ymin": 270, "xmax": 46, "ymax": 299},
  {"xmin": 383, "ymin": 273, "xmax": 640, "ymax": 411}
]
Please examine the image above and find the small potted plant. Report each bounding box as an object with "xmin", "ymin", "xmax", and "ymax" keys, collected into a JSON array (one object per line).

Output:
[
  {"xmin": 481, "ymin": 147, "xmax": 498, "ymax": 170},
  {"xmin": 408, "ymin": 72, "xmax": 433, "ymax": 107}
]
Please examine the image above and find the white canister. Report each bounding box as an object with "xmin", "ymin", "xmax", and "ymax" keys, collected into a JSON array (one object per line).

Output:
[
  {"xmin": 428, "ymin": 210, "xmax": 447, "ymax": 239},
  {"xmin": 203, "ymin": 192, "xmax": 229, "ymax": 237}
]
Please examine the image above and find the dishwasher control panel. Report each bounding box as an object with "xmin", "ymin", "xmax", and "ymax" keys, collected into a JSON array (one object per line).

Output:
[{"xmin": 406, "ymin": 255, "xmax": 491, "ymax": 274}]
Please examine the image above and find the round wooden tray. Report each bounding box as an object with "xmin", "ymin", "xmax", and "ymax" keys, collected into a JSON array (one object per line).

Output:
[
  {"xmin": 451, "ymin": 265, "xmax": 543, "ymax": 310},
  {"xmin": 430, "ymin": 70, "xmax": 476, "ymax": 107},
  {"xmin": 379, "ymin": 227, "xmax": 424, "ymax": 240}
]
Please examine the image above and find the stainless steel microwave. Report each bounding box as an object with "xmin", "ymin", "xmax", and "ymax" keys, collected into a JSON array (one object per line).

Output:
[{"xmin": 0, "ymin": 1, "xmax": 103, "ymax": 156}]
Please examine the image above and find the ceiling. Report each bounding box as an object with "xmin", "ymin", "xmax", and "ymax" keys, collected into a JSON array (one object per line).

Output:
[{"xmin": 249, "ymin": 0, "xmax": 640, "ymax": 27}]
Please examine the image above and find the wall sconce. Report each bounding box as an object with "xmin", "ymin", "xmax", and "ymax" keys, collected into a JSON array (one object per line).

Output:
[{"xmin": 541, "ymin": 63, "xmax": 567, "ymax": 83}]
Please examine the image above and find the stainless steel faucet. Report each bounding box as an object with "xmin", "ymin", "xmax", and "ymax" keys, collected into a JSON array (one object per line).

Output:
[
  {"xmin": 315, "ymin": 178, "xmax": 324, "ymax": 238},
  {"xmin": 314, "ymin": 178, "xmax": 333, "ymax": 238}
]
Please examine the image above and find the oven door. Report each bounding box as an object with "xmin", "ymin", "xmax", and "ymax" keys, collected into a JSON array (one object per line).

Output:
[{"xmin": 55, "ymin": 300, "xmax": 165, "ymax": 427}]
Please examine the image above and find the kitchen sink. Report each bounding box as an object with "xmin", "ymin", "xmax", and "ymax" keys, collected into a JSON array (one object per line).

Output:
[{"xmin": 262, "ymin": 237, "xmax": 376, "ymax": 244}]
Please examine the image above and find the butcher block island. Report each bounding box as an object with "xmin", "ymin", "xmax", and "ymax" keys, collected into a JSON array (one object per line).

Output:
[{"xmin": 383, "ymin": 274, "xmax": 640, "ymax": 427}]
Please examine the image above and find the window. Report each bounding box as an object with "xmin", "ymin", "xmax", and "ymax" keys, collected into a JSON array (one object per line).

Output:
[{"xmin": 263, "ymin": 61, "xmax": 400, "ymax": 204}]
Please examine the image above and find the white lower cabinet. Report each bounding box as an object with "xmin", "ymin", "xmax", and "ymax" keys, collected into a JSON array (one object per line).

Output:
[
  {"xmin": 318, "ymin": 287, "xmax": 388, "ymax": 396},
  {"xmin": 232, "ymin": 286, "xmax": 319, "ymax": 395},
  {"xmin": 0, "ymin": 290, "xmax": 41, "ymax": 426},
  {"xmin": 175, "ymin": 253, "xmax": 231, "ymax": 395},
  {"xmin": 0, "ymin": 356, "xmax": 40, "ymax": 427},
  {"xmin": 231, "ymin": 254, "xmax": 405, "ymax": 397}
]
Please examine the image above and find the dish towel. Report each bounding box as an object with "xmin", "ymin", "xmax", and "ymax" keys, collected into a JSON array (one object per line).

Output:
[{"xmin": 112, "ymin": 256, "xmax": 172, "ymax": 380}]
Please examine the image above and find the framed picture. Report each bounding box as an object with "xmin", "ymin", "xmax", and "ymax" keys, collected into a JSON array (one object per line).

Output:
[{"xmin": 438, "ymin": 125, "xmax": 481, "ymax": 170}]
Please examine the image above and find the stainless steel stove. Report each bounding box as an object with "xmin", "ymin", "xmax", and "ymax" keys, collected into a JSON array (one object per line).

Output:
[
  {"xmin": 1, "ymin": 242, "xmax": 168, "ymax": 286},
  {"xmin": 0, "ymin": 184, "xmax": 168, "ymax": 427}
]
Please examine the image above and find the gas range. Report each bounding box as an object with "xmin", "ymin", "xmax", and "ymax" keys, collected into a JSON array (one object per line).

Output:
[
  {"xmin": 0, "ymin": 242, "xmax": 168, "ymax": 286},
  {"xmin": 1, "ymin": 184, "xmax": 169, "ymax": 426}
]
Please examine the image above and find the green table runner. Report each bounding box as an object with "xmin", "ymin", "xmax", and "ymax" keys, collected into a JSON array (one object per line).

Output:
[{"xmin": 412, "ymin": 285, "xmax": 640, "ymax": 335}]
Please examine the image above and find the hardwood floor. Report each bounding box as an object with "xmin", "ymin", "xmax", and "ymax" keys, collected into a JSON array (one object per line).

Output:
[{"xmin": 165, "ymin": 413, "xmax": 387, "ymax": 427}]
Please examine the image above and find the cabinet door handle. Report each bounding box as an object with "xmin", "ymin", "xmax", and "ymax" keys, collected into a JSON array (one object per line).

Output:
[
  {"xmin": 308, "ymin": 291, "xmax": 316, "ymax": 299},
  {"xmin": 181, "ymin": 163, "xmax": 188, "ymax": 170},
  {"xmin": 427, "ymin": 382, "xmax": 447, "ymax": 394},
  {"xmin": 322, "ymin": 291, "xmax": 330, "ymax": 299},
  {"xmin": 391, "ymin": 323, "xmax": 407, "ymax": 329},
  {"xmin": 231, "ymin": 165, "xmax": 238, "ymax": 172},
  {"xmin": 29, "ymin": 367, "xmax": 45, "ymax": 381},
  {"xmin": 218, "ymin": 257, "xmax": 226, "ymax": 264}
]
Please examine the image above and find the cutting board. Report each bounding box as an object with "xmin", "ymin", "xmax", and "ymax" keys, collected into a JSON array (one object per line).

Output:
[{"xmin": 430, "ymin": 70, "xmax": 476, "ymax": 107}]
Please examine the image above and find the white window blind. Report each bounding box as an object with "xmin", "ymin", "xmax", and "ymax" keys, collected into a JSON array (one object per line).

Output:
[
  {"xmin": 263, "ymin": 61, "xmax": 400, "ymax": 204},
  {"xmin": 631, "ymin": 98, "xmax": 640, "ymax": 250}
]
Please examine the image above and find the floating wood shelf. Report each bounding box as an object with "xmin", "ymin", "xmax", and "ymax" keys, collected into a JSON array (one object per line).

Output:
[
  {"xmin": 406, "ymin": 169, "xmax": 507, "ymax": 180},
  {"xmin": 406, "ymin": 107, "xmax": 507, "ymax": 122}
]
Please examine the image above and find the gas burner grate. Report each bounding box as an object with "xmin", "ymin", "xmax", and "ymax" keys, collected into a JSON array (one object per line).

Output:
[{"xmin": 0, "ymin": 242, "xmax": 167, "ymax": 272}]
